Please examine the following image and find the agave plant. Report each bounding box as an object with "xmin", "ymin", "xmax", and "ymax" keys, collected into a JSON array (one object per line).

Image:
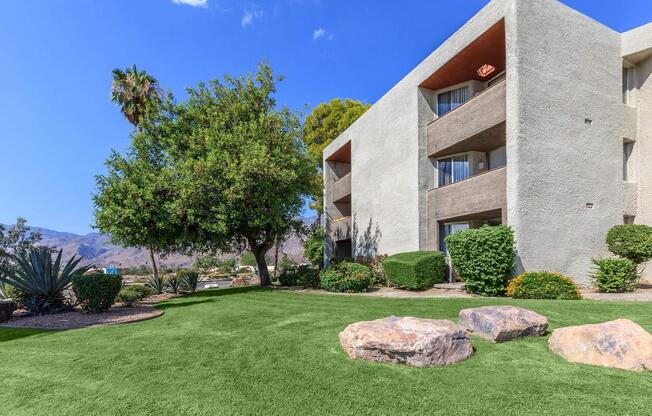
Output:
[
  {"xmin": 146, "ymin": 275, "xmax": 165, "ymax": 294},
  {"xmin": 4, "ymin": 247, "xmax": 92, "ymax": 315},
  {"xmin": 166, "ymin": 275, "xmax": 180, "ymax": 294},
  {"xmin": 177, "ymin": 270, "xmax": 199, "ymax": 293}
]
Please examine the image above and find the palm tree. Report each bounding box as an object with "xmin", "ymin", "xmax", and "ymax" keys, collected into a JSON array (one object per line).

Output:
[
  {"xmin": 111, "ymin": 64, "xmax": 162, "ymax": 128},
  {"xmin": 110, "ymin": 65, "xmax": 163, "ymax": 282}
]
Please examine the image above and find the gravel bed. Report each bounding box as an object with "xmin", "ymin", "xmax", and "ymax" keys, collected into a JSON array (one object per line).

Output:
[{"xmin": 0, "ymin": 304, "xmax": 163, "ymax": 330}]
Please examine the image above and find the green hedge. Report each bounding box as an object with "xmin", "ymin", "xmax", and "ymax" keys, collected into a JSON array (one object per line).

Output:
[
  {"xmin": 72, "ymin": 272, "xmax": 123, "ymax": 313},
  {"xmin": 507, "ymin": 271, "xmax": 582, "ymax": 300},
  {"xmin": 591, "ymin": 258, "xmax": 637, "ymax": 293},
  {"xmin": 278, "ymin": 265, "xmax": 320, "ymax": 288},
  {"xmin": 606, "ymin": 224, "xmax": 652, "ymax": 265},
  {"xmin": 445, "ymin": 225, "xmax": 515, "ymax": 296},
  {"xmin": 320, "ymin": 262, "xmax": 371, "ymax": 293},
  {"xmin": 383, "ymin": 251, "xmax": 445, "ymax": 290}
]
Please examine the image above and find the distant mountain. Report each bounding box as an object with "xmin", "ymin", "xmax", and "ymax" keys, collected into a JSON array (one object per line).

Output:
[{"xmin": 4, "ymin": 217, "xmax": 317, "ymax": 268}]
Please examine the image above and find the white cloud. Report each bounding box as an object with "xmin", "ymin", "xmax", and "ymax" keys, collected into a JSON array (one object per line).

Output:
[
  {"xmin": 313, "ymin": 28, "xmax": 333, "ymax": 40},
  {"xmin": 172, "ymin": 0, "xmax": 208, "ymax": 7},
  {"xmin": 241, "ymin": 9, "xmax": 262, "ymax": 27}
]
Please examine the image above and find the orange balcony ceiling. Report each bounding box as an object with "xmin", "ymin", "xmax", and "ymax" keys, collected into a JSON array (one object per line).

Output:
[
  {"xmin": 325, "ymin": 140, "xmax": 351, "ymax": 163},
  {"xmin": 420, "ymin": 19, "xmax": 506, "ymax": 91}
]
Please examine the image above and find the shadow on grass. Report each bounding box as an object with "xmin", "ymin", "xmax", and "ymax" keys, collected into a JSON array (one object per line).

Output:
[
  {"xmin": 155, "ymin": 286, "xmax": 273, "ymax": 311},
  {"xmin": 0, "ymin": 327, "xmax": 55, "ymax": 343}
]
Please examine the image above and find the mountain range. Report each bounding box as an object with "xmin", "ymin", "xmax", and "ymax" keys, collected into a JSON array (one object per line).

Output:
[{"xmin": 7, "ymin": 220, "xmax": 314, "ymax": 269}]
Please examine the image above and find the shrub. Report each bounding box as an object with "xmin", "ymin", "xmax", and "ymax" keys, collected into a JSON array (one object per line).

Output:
[
  {"xmin": 445, "ymin": 225, "xmax": 515, "ymax": 296},
  {"xmin": 320, "ymin": 262, "xmax": 371, "ymax": 293},
  {"xmin": 4, "ymin": 247, "xmax": 91, "ymax": 314},
  {"xmin": 606, "ymin": 224, "xmax": 652, "ymax": 265},
  {"xmin": 72, "ymin": 272, "xmax": 123, "ymax": 313},
  {"xmin": 356, "ymin": 255, "xmax": 389, "ymax": 286},
  {"xmin": 177, "ymin": 269, "xmax": 200, "ymax": 293},
  {"xmin": 0, "ymin": 283, "xmax": 29, "ymax": 304},
  {"xmin": 383, "ymin": 251, "xmax": 445, "ymax": 290},
  {"xmin": 591, "ymin": 258, "xmax": 637, "ymax": 293},
  {"xmin": 116, "ymin": 287, "xmax": 142, "ymax": 307},
  {"xmin": 276, "ymin": 256, "xmax": 296, "ymax": 278},
  {"xmin": 278, "ymin": 265, "xmax": 320, "ymax": 288},
  {"xmin": 125, "ymin": 284, "xmax": 154, "ymax": 299},
  {"xmin": 507, "ymin": 272, "xmax": 582, "ymax": 300}
]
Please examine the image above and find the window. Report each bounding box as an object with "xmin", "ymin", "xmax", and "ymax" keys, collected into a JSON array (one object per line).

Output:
[
  {"xmin": 437, "ymin": 154, "xmax": 469, "ymax": 187},
  {"xmin": 488, "ymin": 146, "xmax": 506, "ymax": 170},
  {"xmin": 623, "ymin": 140, "xmax": 635, "ymax": 182},
  {"xmin": 624, "ymin": 215, "xmax": 635, "ymax": 225},
  {"xmin": 437, "ymin": 86, "xmax": 470, "ymax": 116},
  {"xmin": 439, "ymin": 223, "xmax": 469, "ymax": 256}
]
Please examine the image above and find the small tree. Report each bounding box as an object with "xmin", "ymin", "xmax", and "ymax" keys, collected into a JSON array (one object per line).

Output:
[
  {"xmin": 0, "ymin": 218, "xmax": 41, "ymax": 280},
  {"xmin": 303, "ymin": 226, "xmax": 325, "ymax": 270},
  {"xmin": 194, "ymin": 254, "xmax": 220, "ymax": 274}
]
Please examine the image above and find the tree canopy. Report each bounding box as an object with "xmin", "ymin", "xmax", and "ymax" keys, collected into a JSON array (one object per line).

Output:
[
  {"xmin": 130, "ymin": 62, "xmax": 315, "ymax": 286},
  {"xmin": 301, "ymin": 98, "xmax": 370, "ymax": 221},
  {"xmin": 0, "ymin": 218, "xmax": 41, "ymax": 279}
]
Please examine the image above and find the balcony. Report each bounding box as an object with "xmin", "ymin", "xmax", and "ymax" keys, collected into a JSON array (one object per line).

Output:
[
  {"xmin": 428, "ymin": 166, "xmax": 506, "ymax": 222},
  {"xmin": 332, "ymin": 172, "xmax": 351, "ymax": 203},
  {"xmin": 332, "ymin": 216, "xmax": 352, "ymax": 241},
  {"xmin": 427, "ymin": 79, "xmax": 506, "ymax": 158}
]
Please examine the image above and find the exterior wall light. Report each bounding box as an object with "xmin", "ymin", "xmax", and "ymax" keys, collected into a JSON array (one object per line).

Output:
[{"xmin": 477, "ymin": 64, "xmax": 496, "ymax": 78}]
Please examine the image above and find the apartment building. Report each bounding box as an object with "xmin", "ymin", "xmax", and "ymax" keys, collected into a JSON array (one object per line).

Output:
[{"xmin": 322, "ymin": 0, "xmax": 652, "ymax": 285}]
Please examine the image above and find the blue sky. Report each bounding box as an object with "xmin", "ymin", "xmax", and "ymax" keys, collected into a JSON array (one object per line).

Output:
[{"xmin": 1, "ymin": 0, "xmax": 650, "ymax": 234}]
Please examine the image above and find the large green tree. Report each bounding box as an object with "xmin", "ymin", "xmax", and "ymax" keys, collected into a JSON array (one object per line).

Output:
[
  {"xmin": 301, "ymin": 98, "xmax": 370, "ymax": 222},
  {"xmin": 102, "ymin": 65, "xmax": 168, "ymax": 280},
  {"xmin": 147, "ymin": 62, "xmax": 314, "ymax": 286}
]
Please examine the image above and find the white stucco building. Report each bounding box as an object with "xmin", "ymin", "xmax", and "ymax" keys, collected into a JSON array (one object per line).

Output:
[{"xmin": 323, "ymin": 0, "xmax": 652, "ymax": 285}]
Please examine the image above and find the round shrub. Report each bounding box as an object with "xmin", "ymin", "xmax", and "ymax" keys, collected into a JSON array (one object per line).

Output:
[
  {"xmin": 383, "ymin": 251, "xmax": 445, "ymax": 290},
  {"xmin": 507, "ymin": 272, "xmax": 582, "ymax": 300},
  {"xmin": 278, "ymin": 265, "xmax": 320, "ymax": 288},
  {"xmin": 72, "ymin": 272, "xmax": 123, "ymax": 313},
  {"xmin": 116, "ymin": 287, "xmax": 142, "ymax": 307},
  {"xmin": 445, "ymin": 225, "xmax": 515, "ymax": 296},
  {"xmin": 591, "ymin": 258, "xmax": 637, "ymax": 293},
  {"xmin": 606, "ymin": 224, "xmax": 652, "ymax": 265},
  {"xmin": 320, "ymin": 262, "xmax": 371, "ymax": 293},
  {"xmin": 356, "ymin": 255, "xmax": 389, "ymax": 286}
]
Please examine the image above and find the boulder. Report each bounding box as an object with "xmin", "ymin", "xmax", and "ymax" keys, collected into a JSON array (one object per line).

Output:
[
  {"xmin": 548, "ymin": 319, "xmax": 652, "ymax": 372},
  {"xmin": 229, "ymin": 275, "xmax": 261, "ymax": 287},
  {"xmin": 0, "ymin": 300, "xmax": 16, "ymax": 323},
  {"xmin": 338, "ymin": 316, "xmax": 473, "ymax": 367},
  {"xmin": 458, "ymin": 305, "xmax": 548, "ymax": 342}
]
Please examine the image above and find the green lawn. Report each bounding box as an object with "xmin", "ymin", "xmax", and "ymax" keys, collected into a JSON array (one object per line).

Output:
[{"xmin": 1, "ymin": 288, "xmax": 651, "ymax": 415}]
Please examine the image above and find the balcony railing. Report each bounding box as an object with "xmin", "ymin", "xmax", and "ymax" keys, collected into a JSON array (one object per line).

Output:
[
  {"xmin": 427, "ymin": 79, "xmax": 506, "ymax": 158},
  {"xmin": 332, "ymin": 172, "xmax": 351, "ymax": 203},
  {"xmin": 331, "ymin": 216, "xmax": 352, "ymax": 241},
  {"xmin": 428, "ymin": 166, "xmax": 506, "ymax": 221}
]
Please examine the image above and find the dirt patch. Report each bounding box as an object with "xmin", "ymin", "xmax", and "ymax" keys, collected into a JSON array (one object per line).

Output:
[{"xmin": 0, "ymin": 305, "xmax": 163, "ymax": 330}]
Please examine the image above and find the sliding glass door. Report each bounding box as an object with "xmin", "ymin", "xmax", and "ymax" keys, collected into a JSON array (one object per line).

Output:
[
  {"xmin": 437, "ymin": 86, "xmax": 470, "ymax": 116},
  {"xmin": 437, "ymin": 154, "xmax": 469, "ymax": 187}
]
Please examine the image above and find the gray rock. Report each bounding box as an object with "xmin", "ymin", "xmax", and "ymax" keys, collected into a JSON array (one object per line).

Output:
[
  {"xmin": 339, "ymin": 316, "xmax": 473, "ymax": 367},
  {"xmin": 458, "ymin": 305, "xmax": 548, "ymax": 342},
  {"xmin": 549, "ymin": 319, "xmax": 652, "ymax": 372}
]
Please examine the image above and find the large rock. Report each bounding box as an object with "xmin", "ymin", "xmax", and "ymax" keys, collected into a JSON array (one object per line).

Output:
[
  {"xmin": 0, "ymin": 300, "xmax": 16, "ymax": 323},
  {"xmin": 458, "ymin": 306, "xmax": 548, "ymax": 342},
  {"xmin": 229, "ymin": 275, "xmax": 261, "ymax": 287},
  {"xmin": 548, "ymin": 319, "xmax": 652, "ymax": 372},
  {"xmin": 338, "ymin": 316, "xmax": 473, "ymax": 367}
]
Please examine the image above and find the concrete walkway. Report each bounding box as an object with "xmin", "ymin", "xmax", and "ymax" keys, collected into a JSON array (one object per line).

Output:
[{"xmin": 277, "ymin": 280, "xmax": 652, "ymax": 302}]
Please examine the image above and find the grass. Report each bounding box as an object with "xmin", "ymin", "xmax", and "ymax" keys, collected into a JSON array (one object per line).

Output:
[{"xmin": 1, "ymin": 287, "xmax": 651, "ymax": 415}]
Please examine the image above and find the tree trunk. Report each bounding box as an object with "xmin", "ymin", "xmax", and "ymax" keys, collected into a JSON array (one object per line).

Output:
[
  {"xmin": 251, "ymin": 246, "xmax": 272, "ymax": 287},
  {"xmin": 273, "ymin": 242, "xmax": 279, "ymax": 279},
  {"xmin": 149, "ymin": 247, "xmax": 159, "ymax": 280}
]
